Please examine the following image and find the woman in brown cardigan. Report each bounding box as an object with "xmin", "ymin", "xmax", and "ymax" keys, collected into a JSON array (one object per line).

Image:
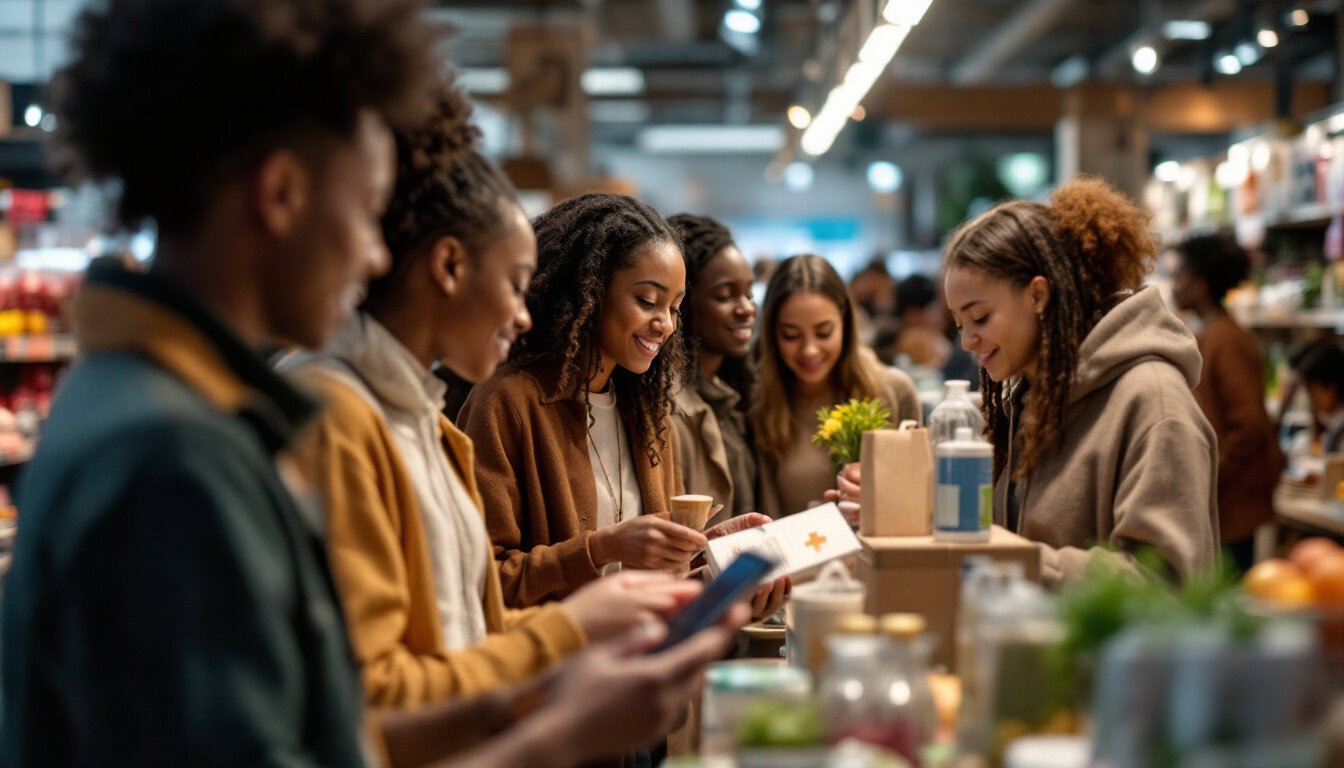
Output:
[
  {"xmin": 459, "ymin": 194, "xmax": 706, "ymax": 608},
  {"xmin": 1171, "ymin": 235, "xmax": 1283, "ymax": 572}
]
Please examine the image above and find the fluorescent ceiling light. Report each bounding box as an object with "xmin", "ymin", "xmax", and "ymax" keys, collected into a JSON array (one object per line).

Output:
[
  {"xmin": 858, "ymin": 24, "xmax": 912, "ymax": 64},
  {"xmin": 883, "ymin": 0, "xmax": 934, "ymax": 26},
  {"xmin": 1258, "ymin": 29, "xmax": 1279, "ymax": 47},
  {"xmin": 457, "ymin": 68, "xmax": 509, "ymax": 94},
  {"xmin": 1215, "ymin": 53, "xmax": 1242, "ymax": 75},
  {"xmin": 581, "ymin": 67, "xmax": 645, "ymax": 96},
  {"xmin": 588, "ymin": 100, "xmax": 651, "ymax": 123},
  {"xmin": 724, "ymin": 9, "xmax": 761, "ymax": 35},
  {"xmin": 1290, "ymin": 9, "xmax": 1308, "ymax": 27},
  {"xmin": 23, "ymin": 105, "xmax": 41, "ymax": 127},
  {"xmin": 638, "ymin": 125, "xmax": 785, "ymax": 154},
  {"xmin": 1131, "ymin": 45, "xmax": 1159, "ymax": 75},
  {"xmin": 735, "ymin": 0, "xmax": 762, "ymax": 9},
  {"xmin": 1235, "ymin": 42, "xmax": 1261, "ymax": 66},
  {"xmin": 1163, "ymin": 20, "xmax": 1211, "ymax": 40}
]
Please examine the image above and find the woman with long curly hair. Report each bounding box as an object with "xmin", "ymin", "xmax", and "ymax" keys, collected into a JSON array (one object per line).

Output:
[
  {"xmin": 944, "ymin": 176, "xmax": 1217, "ymax": 584},
  {"xmin": 751, "ymin": 254, "xmax": 922, "ymax": 520},
  {"xmin": 457, "ymin": 193, "xmax": 710, "ymax": 608}
]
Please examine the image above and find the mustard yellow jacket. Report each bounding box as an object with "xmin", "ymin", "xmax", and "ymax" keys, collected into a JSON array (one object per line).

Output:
[{"xmin": 294, "ymin": 371, "xmax": 586, "ymax": 707}]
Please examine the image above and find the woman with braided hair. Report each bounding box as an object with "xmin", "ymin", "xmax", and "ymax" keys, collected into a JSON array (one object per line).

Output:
[
  {"xmin": 283, "ymin": 86, "xmax": 704, "ymax": 708},
  {"xmin": 943, "ymin": 176, "xmax": 1218, "ymax": 584}
]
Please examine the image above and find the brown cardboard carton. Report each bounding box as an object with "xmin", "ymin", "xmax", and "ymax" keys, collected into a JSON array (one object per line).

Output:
[
  {"xmin": 859, "ymin": 423, "xmax": 934, "ymax": 536},
  {"xmin": 857, "ymin": 526, "xmax": 1040, "ymax": 670}
]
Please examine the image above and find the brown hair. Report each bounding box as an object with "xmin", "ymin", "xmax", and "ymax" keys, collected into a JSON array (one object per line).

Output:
[
  {"xmin": 750, "ymin": 254, "xmax": 886, "ymax": 460},
  {"xmin": 945, "ymin": 175, "xmax": 1157, "ymax": 481}
]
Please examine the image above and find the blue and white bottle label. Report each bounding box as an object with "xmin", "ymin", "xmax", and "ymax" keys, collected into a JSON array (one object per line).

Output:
[{"xmin": 935, "ymin": 455, "xmax": 992, "ymax": 533}]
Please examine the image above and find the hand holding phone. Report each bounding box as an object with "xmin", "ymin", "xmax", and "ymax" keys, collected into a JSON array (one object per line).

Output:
[{"xmin": 653, "ymin": 551, "xmax": 776, "ymax": 652}]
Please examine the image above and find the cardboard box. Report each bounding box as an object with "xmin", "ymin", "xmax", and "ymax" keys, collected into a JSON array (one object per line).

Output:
[
  {"xmin": 857, "ymin": 526, "xmax": 1040, "ymax": 671},
  {"xmin": 707, "ymin": 503, "xmax": 860, "ymax": 583}
]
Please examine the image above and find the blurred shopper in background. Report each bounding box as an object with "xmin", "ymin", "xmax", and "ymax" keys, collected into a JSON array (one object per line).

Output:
[
  {"xmin": 1296, "ymin": 342, "xmax": 1344, "ymax": 454},
  {"xmin": 668, "ymin": 214, "xmax": 758, "ymax": 528},
  {"xmin": 942, "ymin": 177, "xmax": 1218, "ymax": 584},
  {"xmin": 751, "ymin": 254, "xmax": 921, "ymax": 520},
  {"xmin": 1170, "ymin": 235, "xmax": 1284, "ymax": 572},
  {"xmin": 894, "ymin": 273, "xmax": 980, "ymax": 387},
  {"xmin": 283, "ymin": 85, "xmax": 699, "ymax": 708}
]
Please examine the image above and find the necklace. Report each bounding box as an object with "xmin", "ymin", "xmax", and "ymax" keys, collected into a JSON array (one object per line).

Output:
[{"xmin": 588, "ymin": 398, "xmax": 625, "ymax": 524}]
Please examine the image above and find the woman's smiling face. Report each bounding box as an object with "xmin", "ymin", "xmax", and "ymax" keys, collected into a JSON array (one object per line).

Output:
[
  {"xmin": 944, "ymin": 265, "xmax": 1047, "ymax": 382},
  {"xmin": 597, "ymin": 239, "xmax": 687, "ymax": 377}
]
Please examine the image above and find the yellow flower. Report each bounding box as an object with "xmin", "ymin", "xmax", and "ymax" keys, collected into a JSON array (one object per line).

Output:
[{"xmin": 819, "ymin": 417, "xmax": 842, "ymax": 441}]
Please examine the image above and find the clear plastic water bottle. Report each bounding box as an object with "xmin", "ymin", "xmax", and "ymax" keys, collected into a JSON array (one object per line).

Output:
[
  {"xmin": 928, "ymin": 380, "xmax": 984, "ymax": 448},
  {"xmin": 934, "ymin": 426, "xmax": 992, "ymax": 543}
]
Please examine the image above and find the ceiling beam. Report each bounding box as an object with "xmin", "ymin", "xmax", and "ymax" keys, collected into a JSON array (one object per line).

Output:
[
  {"xmin": 879, "ymin": 81, "xmax": 1331, "ymax": 133},
  {"xmin": 950, "ymin": 0, "xmax": 1081, "ymax": 85}
]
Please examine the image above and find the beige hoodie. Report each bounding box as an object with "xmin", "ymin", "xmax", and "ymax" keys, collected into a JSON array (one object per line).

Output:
[{"xmin": 995, "ymin": 286, "xmax": 1220, "ymax": 585}]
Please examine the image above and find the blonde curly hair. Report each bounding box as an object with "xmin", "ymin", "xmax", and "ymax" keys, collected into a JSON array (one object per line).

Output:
[{"xmin": 945, "ymin": 175, "xmax": 1156, "ymax": 481}]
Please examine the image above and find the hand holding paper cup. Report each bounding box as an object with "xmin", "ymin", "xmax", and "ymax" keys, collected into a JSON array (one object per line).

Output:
[{"xmin": 669, "ymin": 494, "xmax": 714, "ymax": 531}]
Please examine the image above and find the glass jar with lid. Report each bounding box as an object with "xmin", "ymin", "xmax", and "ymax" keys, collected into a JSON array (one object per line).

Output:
[{"xmin": 818, "ymin": 632, "xmax": 927, "ymax": 767}]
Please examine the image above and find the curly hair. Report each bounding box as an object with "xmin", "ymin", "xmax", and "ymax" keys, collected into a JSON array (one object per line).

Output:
[
  {"xmin": 511, "ymin": 193, "xmax": 688, "ymax": 466},
  {"xmin": 667, "ymin": 213, "xmax": 756, "ymax": 408},
  {"xmin": 945, "ymin": 175, "xmax": 1157, "ymax": 482},
  {"xmin": 366, "ymin": 78, "xmax": 520, "ymax": 307},
  {"xmin": 750, "ymin": 254, "xmax": 887, "ymax": 460},
  {"xmin": 1174, "ymin": 234, "xmax": 1250, "ymax": 304},
  {"xmin": 51, "ymin": 0, "xmax": 439, "ymax": 233}
]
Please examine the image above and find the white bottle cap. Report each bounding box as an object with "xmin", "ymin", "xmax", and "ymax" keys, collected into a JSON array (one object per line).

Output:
[
  {"xmin": 955, "ymin": 426, "xmax": 974, "ymax": 442},
  {"xmin": 945, "ymin": 380, "xmax": 971, "ymax": 396}
]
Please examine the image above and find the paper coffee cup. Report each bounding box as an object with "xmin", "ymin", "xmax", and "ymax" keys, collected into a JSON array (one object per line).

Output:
[{"xmin": 669, "ymin": 494, "xmax": 714, "ymax": 531}]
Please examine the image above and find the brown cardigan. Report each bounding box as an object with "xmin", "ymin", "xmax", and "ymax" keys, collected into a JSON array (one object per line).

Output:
[
  {"xmin": 457, "ymin": 364, "xmax": 683, "ymax": 607},
  {"xmin": 1192, "ymin": 313, "xmax": 1284, "ymax": 544}
]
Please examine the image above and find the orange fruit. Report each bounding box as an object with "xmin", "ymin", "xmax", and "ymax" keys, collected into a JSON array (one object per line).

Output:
[
  {"xmin": 1310, "ymin": 552, "xmax": 1344, "ymax": 606},
  {"xmin": 1289, "ymin": 537, "xmax": 1341, "ymax": 574},
  {"xmin": 1244, "ymin": 559, "xmax": 1315, "ymax": 608}
]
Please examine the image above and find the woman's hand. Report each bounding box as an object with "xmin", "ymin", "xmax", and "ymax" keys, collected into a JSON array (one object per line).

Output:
[
  {"xmin": 589, "ymin": 516, "xmax": 707, "ymax": 570},
  {"xmin": 823, "ymin": 462, "xmax": 862, "ymax": 505},
  {"xmin": 560, "ymin": 571, "xmax": 701, "ymax": 643},
  {"xmin": 704, "ymin": 512, "xmax": 792, "ymax": 621}
]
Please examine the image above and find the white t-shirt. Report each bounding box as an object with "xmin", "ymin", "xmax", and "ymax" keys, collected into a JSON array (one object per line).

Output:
[{"xmin": 586, "ymin": 389, "xmax": 644, "ymax": 534}]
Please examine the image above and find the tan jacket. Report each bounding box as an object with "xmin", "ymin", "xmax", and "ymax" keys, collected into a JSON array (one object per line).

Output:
[
  {"xmin": 291, "ymin": 370, "xmax": 585, "ymax": 707},
  {"xmin": 758, "ymin": 361, "xmax": 922, "ymax": 519},
  {"xmin": 1192, "ymin": 313, "xmax": 1284, "ymax": 543},
  {"xmin": 457, "ymin": 364, "xmax": 683, "ymax": 607},
  {"xmin": 995, "ymin": 287, "xmax": 1219, "ymax": 585},
  {"xmin": 672, "ymin": 375, "xmax": 756, "ymax": 527}
]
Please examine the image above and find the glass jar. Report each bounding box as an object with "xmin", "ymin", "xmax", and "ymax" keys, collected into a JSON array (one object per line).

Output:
[
  {"xmin": 818, "ymin": 634, "xmax": 927, "ymax": 767},
  {"xmin": 879, "ymin": 613, "xmax": 938, "ymax": 749}
]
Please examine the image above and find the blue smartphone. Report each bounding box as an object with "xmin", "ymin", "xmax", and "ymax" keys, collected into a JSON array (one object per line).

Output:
[{"xmin": 653, "ymin": 551, "xmax": 777, "ymax": 652}]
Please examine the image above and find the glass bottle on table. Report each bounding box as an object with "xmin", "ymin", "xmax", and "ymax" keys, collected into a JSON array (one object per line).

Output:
[{"xmin": 819, "ymin": 633, "xmax": 927, "ymax": 767}]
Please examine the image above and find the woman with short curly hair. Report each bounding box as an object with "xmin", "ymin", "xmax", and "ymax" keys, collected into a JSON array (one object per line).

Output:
[
  {"xmin": 944, "ymin": 176, "xmax": 1218, "ymax": 584},
  {"xmin": 458, "ymin": 193, "xmax": 710, "ymax": 607}
]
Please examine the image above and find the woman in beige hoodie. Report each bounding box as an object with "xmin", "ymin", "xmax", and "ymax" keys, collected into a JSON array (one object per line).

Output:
[{"xmin": 940, "ymin": 177, "xmax": 1218, "ymax": 585}]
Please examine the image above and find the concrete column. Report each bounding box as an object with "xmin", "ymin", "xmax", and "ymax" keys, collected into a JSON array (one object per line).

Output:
[{"xmin": 1055, "ymin": 84, "xmax": 1150, "ymax": 199}]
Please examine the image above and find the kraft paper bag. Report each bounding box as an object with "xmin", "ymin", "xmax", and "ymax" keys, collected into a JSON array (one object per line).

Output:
[{"xmin": 860, "ymin": 420, "xmax": 934, "ymax": 536}]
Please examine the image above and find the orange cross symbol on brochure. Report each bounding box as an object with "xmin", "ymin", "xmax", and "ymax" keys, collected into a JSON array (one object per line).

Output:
[{"xmin": 805, "ymin": 532, "xmax": 826, "ymax": 553}]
